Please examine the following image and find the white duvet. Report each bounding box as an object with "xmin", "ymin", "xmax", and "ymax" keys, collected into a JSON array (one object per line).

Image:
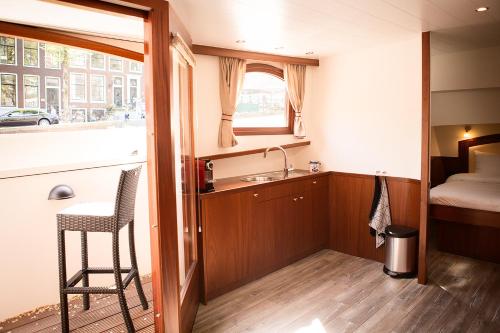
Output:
[{"xmin": 430, "ymin": 173, "xmax": 500, "ymax": 212}]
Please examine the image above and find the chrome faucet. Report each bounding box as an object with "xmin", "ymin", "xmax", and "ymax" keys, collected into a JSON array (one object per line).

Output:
[{"xmin": 264, "ymin": 146, "xmax": 293, "ymax": 175}]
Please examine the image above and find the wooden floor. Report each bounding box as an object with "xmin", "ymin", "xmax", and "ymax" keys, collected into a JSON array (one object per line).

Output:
[
  {"xmin": 193, "ymin": 250, "xmax": 500, "ymax": 333},
  {"xmin": 2, "ymin": 250, "xmax": 499, "ymax": 333},
  {"xmin": 0, "ymin": 277, "xmax": 154, "ymax": 333}
]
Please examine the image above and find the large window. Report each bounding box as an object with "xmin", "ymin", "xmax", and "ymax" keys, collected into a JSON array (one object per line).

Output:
[
  {"xmin": 0, "ymin": 33, "xmax": 145, "ymax": 132},
  {"xmin": 0, "ymin": 73, "xmax": 17, "ymax": 107},
  {"xmin": 70, "ymin": 73, "xmax": 86, "ymax": 102},
  {"xmin": 234, "ymin": 64, "xmax": 293, "ymax": 135},
  {"xmin": 23, "ymin": 40, "xmax": 39, "ymax": 67},
  {"xmin": 90, "ymin": 74, "xmax": 105, "ymax": 103},
  {"xmin": 0, "ymin": 37, "xmax": 16, "ymax": 65},
  {"xmin": 23, "ymin": 75, "xmax": 40, "ymax": 108}
]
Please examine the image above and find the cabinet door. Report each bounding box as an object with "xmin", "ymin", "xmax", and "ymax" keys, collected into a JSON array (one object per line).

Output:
[
  {"xmin": 247, "ymin": 193, "xmax": 280, "ymax": 277},
  {"xmin": 202, "ymin": 192, "xmax": 245, "ymax": 299}
]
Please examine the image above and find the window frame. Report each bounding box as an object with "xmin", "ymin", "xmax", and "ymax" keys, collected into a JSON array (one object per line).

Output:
[
  {"xmin": 234, "ymin": 63, "xmax": 294, "ymax": 136},
  {"xmin": 69, "ymin": 49, "xmax": 88, "ymax": 69},
  {"xmin": 90, "ymin": 52, "xmax": 106, "ymax": 71},
  {"xmin": 44, "ymin": 44, "xmax": 62, "ymax": 69},
  {"xmin": 23, "ymin": 74, "xmax": 40, "ymax": 108},
  {"xmin": 0, "ymin": 72, "xmax": 18, "ymax": 108},
  {"xmin": 109, "ymin": 57, "xmax": 123, "ymax": 72},
  {"xmin": 22, "ymin": 40, "xmax": 39, "ymax": 68},
  {"xmin": 112, "ymin": 75, "xmax": 124, "ymax": 108},
  {"xmin": 69, "ymin": 72, "xmax": 87, "ymax": 102},
  {"xmin": 90, "ymin": 74, "xmax": 106, "ymax": 103},
  {"xmin": 0, "ymin": 36, "xmax": 17, "ymax": 66},
  {"xmin": 45, "ymin": 76, "xmax": 61, "ymax": 114}
]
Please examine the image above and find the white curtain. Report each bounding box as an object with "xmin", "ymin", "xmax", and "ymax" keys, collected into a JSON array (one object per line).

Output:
[
  {"xmin": 218, "ymin": 56, "xmax": 246, "ymax": 147},
  {"xmin": 284, "ymin": 64, "xmax": 306, "ymax": 138}
]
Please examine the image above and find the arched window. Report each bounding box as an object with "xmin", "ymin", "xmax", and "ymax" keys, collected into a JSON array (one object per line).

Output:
[{"xmin": 234, "ymin": 63, "xmax": 293, "ymax": 135}]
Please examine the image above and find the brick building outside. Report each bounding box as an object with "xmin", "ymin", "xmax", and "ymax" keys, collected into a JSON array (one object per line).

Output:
[{"xmin": 0, "ymin": 35, "xmax": 144, "ymax": 124}]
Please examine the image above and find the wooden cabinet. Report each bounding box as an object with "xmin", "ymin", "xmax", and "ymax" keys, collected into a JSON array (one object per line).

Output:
[{"xmin": 199, "ymin": 174, "xmax": 329, "ymax": 302}]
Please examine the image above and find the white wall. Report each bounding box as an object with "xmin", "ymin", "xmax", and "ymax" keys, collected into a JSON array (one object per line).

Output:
[
  {"xmin": 431, "ymin": 46, "xmax": 500, "ymax": 91},
  {"xmin": 298, "ymin": 35, "xmax": 423, "ymax": 179},
  {"xmin": 193, "ymin": 55, "xmax": 315, "ymax": 179},
  {"xmin": 0, "ymin": 127, "xmax": 150, "ymax": 321}
]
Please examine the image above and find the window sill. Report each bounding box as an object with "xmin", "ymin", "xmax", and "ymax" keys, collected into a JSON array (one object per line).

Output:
[{"xmin": 234, "ymin": 127, "xmax": 293, "ymax": 136}]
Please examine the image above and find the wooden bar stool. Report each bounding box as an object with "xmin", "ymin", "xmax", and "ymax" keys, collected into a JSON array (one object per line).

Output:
[{"xmin": 56, "ymin": 166, "xmax": 148, "ymax": 332}]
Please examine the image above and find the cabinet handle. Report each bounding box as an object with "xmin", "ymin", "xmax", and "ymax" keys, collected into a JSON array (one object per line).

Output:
[
  {"xmin": 253, "ymin": 193, "xmax": 259, "ymax": 198},
  {"xmin": 312, "ymin": 180, "xmax": 317, "ymax": 184},
  {"xmin": 299, "ymin": 196, "xmax": 304, "ymax": 200},
  {"xmin": 293, "ymin": 197, "xmax": 298, "ymax": 202}
]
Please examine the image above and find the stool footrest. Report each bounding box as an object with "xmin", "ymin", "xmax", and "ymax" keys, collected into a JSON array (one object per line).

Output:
[{"xmin": 65, "ymin": 267, "xmax": 137, "ymax": 292}]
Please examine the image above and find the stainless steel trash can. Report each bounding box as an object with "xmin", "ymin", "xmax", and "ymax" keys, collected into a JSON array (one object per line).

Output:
[{"xmin": 383, "ymin": 225, "xmax": 418, "ymax": 278}]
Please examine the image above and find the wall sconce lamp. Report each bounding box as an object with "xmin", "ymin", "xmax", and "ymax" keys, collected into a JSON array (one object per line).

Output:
[
  {"xmin": 48, "ymin": 185, "xmax": 75, "ymax": 200},
  {"xmin": 463, "ymin": 125, "xmax": 472, "ymax": 139}
]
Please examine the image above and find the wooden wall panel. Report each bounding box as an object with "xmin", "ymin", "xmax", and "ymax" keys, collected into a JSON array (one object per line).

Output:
[{"xmin": 329, "ymin": 172, "xmax": 420, "ymax": 263}]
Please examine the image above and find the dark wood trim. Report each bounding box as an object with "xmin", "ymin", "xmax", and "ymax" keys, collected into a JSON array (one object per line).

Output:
[
  {"xmin": 192, "ymin": 44, "xmax": 320, "ymax": 66},
  {"xmin": 234, "ymin": 63, "xmax": 294, "ymax": 136},
  {"xmin": 458, "ymin": 134, "xmax": 500, "ymax": 173},
  {"xmin": 330, "ymin": 171, "xmax": 420, "ymax": 184},
  {"xmin": 55, "ymin": 0, "xmax": 148, "ymax": 18},
  {"xmin": 430, "ymin": 205, "xmax": 500, "ymax": 229},
  {"xmin": 419, "ymin": 31, "xmax": 430, "ymax": 285},
  {"xmin": 197, "ymin": 140, "xmax": 310, "ymax": 160},
  {"xmin": 0, "ymin": 20, "xmax": 144, "ymax": 61}
]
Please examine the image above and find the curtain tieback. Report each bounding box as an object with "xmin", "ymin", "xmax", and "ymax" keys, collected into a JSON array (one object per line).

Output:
[{"xmin": 221, "ymin": 113, "xmax": 233, "ymax": 122}]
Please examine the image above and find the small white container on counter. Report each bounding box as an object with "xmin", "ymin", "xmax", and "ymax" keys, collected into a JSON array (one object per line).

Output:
[{"xmin": 309, "ymin": 160, "xmax": 321, "ymax": 173}]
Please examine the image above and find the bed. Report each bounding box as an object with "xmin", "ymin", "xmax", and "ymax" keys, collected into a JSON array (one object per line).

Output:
[{"xmin": 429, "ymin": 134, "xmax": 500, "ymax": 263}]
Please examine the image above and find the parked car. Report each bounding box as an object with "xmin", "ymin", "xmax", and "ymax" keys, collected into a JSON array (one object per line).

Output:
[{"xmin": 0, "ymin": 109, "xmax": 59, "ymax": 127}]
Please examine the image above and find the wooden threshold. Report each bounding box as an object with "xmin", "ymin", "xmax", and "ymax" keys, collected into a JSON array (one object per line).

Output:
[
  {"xmin": 197, "ymin": 140, "xmax": 310, "ymax": 160},
  {"xmin": 192, "ymin": 45, "xmax": 319, "ymax": 66}
]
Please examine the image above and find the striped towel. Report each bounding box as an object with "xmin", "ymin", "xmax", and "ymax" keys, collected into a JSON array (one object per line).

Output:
[{"xmin": 369, "ymin": 176, "xmax": 392, "ymax": 248}]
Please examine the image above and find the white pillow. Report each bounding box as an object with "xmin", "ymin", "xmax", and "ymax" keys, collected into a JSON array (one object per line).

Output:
[{"xmin": 474, "ymin": 151, "xmax": 500, "ymax": 176}]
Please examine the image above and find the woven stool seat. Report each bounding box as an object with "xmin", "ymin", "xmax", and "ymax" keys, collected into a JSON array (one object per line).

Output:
[{"xmin": 57, "ymin": 166, "xmax": 148, "ymax": 333}]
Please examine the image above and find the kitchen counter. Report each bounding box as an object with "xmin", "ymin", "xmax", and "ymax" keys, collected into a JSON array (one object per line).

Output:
[{"xmin": 199, "ymin": 169, "xmax": 331, "ymax": 198}]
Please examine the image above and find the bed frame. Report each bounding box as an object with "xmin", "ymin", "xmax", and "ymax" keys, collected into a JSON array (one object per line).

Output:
[{"xmin": 430, "ymin": 134, "xmax": 500, "ymax": 263}]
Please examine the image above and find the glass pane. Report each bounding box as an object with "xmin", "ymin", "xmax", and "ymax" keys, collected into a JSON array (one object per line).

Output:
[
  {"xmin": 1, "ymin": 74, "xmax": 16, "ymax": 107},
  {"xmin": 235, "ymin": 72, "xmax": 288, "ymax": 128},
  {"xmin": 44, "ymin": 44, "xmax": 63, "ymax": 69},
  {"xmin": 109, "ymin": 58, "xmax": 123, "ymax": 71},
  {"xmin": 69, "ymin": 49, "xmax": 87, "ymax": 68},
  {"xmin": 90, "ymin": 75, "xmax": 105, "ymax": 102},
  {"xmin": 0, "ymin": 37, "xmax": 16, "ymax": 65},
  {"xmin": 91, "ymin": 52, "xmax": 105, "ymax": 69},
  {"xmin": 23, "ymin": 41, "xmax": 38, "ymax": 67},
  {"xmin": 46, "ymin": 77, "xmax": 59, "ymax": 87}
]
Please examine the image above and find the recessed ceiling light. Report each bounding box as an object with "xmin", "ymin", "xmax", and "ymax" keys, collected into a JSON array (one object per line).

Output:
[
  {"xmin": 475, "ymin": 6, "xmax": 489, "ymax": 12},
  {"xmin": 235, "ymin": 40, "xmax": 246, "ymax": 44},
  {"xmin": 305, "ymin": 51, "xmax": 314, "ymax": 55}
]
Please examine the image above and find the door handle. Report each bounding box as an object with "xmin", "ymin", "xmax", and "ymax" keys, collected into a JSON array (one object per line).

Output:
[{"xmin": 253, "ymin": 193, "xmax": 259, "ymax": 198}]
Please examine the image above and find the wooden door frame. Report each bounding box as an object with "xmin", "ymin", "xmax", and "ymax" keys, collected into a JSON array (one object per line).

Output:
[
  {"xmin": 50, "ymin": 1, "xmax": 182, "ymax": 331},
  {"xmin": 418, "ymin": 31, "xmax": 431, "ymax": 285}
]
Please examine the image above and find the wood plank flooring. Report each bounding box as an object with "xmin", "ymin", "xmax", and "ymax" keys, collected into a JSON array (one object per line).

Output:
[
  {"xmin": 1, "ymin": 250, "xmax": 499, "ymax": 333},
  {"xmin": 193, "ymin": 250, "xmax": 500, "ymax": 333},
  {"xmin": 0, "ymin": 277, "xmax": 153, "ymax": 333}
]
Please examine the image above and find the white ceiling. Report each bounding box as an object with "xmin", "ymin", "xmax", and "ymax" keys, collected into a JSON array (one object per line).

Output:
[
  {"xmin": 1, "ymin": 0, "xmax": 500, "ymax": 57},
  {"xmin": 172, "ymin": 0, "xmax": 500, "ymax": 57}
]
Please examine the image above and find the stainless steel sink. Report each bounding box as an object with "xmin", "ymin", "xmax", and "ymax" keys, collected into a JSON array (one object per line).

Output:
[
  {"xmin": 241, "ymin": 175, "xmax": 282, "ymax": 182},
  {"xmin": 241, "ymin": 170, "xmax": 311, "ymax": 183}
]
